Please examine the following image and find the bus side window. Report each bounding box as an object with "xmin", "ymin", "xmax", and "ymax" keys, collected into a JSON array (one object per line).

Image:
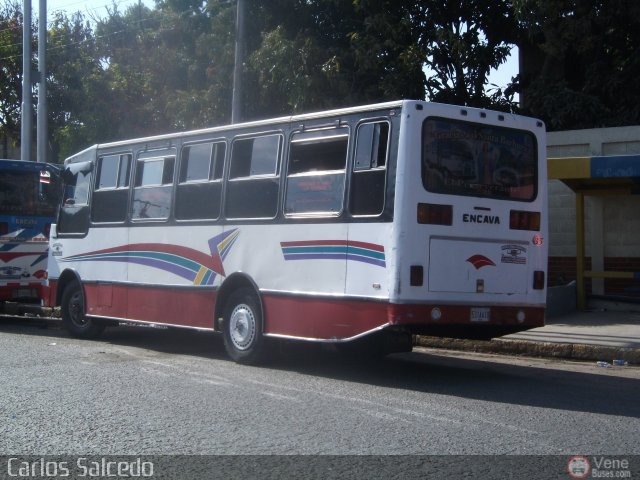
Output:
[
  {"xmin": 285, "ymin": 127, "xmax": 349, "ymax": 217},
  {"xmin": 131, "ymin": 156, "xmax": 175, "ymax": 220},
  {"xmin": 225, "ymin": 134, "xmax": 281, "ymax": 219},
  {"xmin": 350, "ymin": 121, "xmax": 389, "ymax": 216},
  {"xmin": 92, "ymin": 154, "xmax": 132, "ymax": 223},
  {"xmin": 58, "ymin": 161, "xmax": 93, "ymax": 235},
  {"xmin": 176, "ymin": 141, "xmax": 226, "ymax": 220}
]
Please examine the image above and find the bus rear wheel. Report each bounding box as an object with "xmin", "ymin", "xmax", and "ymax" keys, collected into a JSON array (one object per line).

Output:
[
  {"xmin": 222, "ymin": 288, "xmax": 265, "ymax": 364},
  {"xmin": 61, "ymin": 281, "xmax": 104, "ymax": 339}
]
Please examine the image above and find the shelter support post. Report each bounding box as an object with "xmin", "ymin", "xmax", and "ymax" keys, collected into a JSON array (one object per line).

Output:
[{"xmin": 575, "ymin": 191, "xmax": 586, "ymax": 310}]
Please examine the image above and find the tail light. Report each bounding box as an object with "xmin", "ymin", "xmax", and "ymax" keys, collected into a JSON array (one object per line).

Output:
[
  {"xmin": 0, "ymin": 222, "xmax": 7, "ymax": 236},
  {"xmin": 533, "ymin": 270, "xmax": 545, "ymax": 290},
  {"xmin": 43, "ymin": 223, "xmax": 51, "ymax": 239},
  {"xmin": 510, "ymin": 210, "xmax": 540, "ymax": 231},
  {"xmin": 418, "ymin": 203, "xmax": 453, "ymax": 225}
]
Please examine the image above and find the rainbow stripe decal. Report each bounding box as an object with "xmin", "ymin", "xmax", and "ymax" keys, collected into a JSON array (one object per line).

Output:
[
  {"xmin": 62, "ymin": 229, "xmax": 239, "ymax": 286},
  {"xmin": 280, "ymin": 240, "xmax": 385, "ymax": 268}
]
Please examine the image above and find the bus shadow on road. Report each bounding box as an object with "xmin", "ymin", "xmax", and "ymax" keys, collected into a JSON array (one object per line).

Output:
[
  {"xmin": 263, "ymin": 342, "xmax": 640, "ymax": 419},
  {"xmin": 0, "ymin": 316, "xmax": 228, "ymax": 360}
]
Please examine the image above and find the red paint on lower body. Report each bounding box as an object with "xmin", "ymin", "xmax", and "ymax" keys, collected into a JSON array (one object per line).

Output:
[
  {"xmin": 388, "ymin": 303, "xmax": 545, "ymax": 328},
  {"xmin": 82, "ymin": 283, "xmax": 216, "ymax": 329},
  {"xmin": 44, "ymin": 280, "xmax": 57, "ymax": 307},
  {"xmin": 262, "ymin": 294, "xmax": 545, "ymax": 340},
  {"xmin": 262, "ymin": 295, "xmax": 389, "ymax": 339},
  {"xmin": 52, "ymin": 279, "xmax": 544, "ymax": 340},
  {"xmin": 0, "ymin": 283, "xmax": 43, "ymax": 301}
]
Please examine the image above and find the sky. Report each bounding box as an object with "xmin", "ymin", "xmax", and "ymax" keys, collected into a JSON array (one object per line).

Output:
[
  {"xmin": 36, "ymin": 0, "xmax": 519, "ymax": 94},
  {"xmin": 38, "ymin": 0, "xmax": 153, "ymax": 21},
  {"xmin": 488, "ymin": 47, "xmax": 519, "ymax": 95}
]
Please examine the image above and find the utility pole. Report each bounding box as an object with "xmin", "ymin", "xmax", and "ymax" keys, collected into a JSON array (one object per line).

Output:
[
  {"xmin": 20, "ymin": 0, "xmax": 32, "ymax": 161},
  {"xmin": 231, "ymin": 0, "xmax": 245, "ymax": 124},
  {"xmin": 37, "ymin": 0, "xmax": 46, "ymax": 163}
]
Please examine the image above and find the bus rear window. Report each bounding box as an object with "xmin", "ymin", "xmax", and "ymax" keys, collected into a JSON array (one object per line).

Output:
[
  {"xmin": 0, "ymin": 168, "xmax": 61, "ymax": 217},
  {"xmin": 422, "ymin": 118, "xmax": 537, "ymax": 201}
]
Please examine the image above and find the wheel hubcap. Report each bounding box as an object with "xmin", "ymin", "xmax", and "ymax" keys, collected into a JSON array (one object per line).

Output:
[{"xmin": 229, "ymin": 304, "xmax": 256, "ymax": 351}]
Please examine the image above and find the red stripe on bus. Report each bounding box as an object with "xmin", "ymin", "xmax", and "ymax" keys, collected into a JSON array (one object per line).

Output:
[
  {"xmin": 54, "ymin": 282, "xmax": 544, "ymax": 339},
  {"xmin": 0, "ymin": 252, "xmax": 45, "ymax": 262},
  {"xmin": 262, "ymin": 295, "xmax": 389, "ymax": 340},
  {"xmin": 83, "ymin": 283, "xmax": 216, "ymax": 329},
  {"xmin": 280, "ymin": 240, "xmax": 348, "ymax": 247}
]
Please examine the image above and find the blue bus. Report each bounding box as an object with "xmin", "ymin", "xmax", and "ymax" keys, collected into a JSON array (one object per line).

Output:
[{"xmin": 0, "ymin": 159, "xmax": 61, "ymax": 303}]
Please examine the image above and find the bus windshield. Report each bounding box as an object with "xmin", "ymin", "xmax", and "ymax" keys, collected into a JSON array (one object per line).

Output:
[
  {"xmin": 0, "ymin": 168, "xmax": 61, "ymax": 217},
  {"xmin": 422, "ymin": 117, "xmax": 537, "ymax": 201}
]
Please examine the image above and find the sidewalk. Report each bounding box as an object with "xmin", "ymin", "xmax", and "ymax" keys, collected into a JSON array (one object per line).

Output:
[{"xmin": 416, "ymin": 309, "xmax": 640, "ymax": 364}]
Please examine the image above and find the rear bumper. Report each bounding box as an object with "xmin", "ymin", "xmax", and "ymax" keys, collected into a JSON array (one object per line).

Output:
[
  {"xmin": 263, "ymin": 293, "xmax": 544, "ymax": 342},
  {"xmin": 0, "ymin": 283, "xmax": 44, "ymax": 302},
  {"xmin": 388, "ymin": 303, "xmax": 545, "ymax": 340}
]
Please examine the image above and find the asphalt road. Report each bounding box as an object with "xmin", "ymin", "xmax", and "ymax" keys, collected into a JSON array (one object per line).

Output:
[{"xmin": 0, "ymin": 317, "xmax": 638, "ymax": 460}]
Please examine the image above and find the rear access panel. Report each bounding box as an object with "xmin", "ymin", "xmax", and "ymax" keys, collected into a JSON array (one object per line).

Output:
[{"xmin": 428, "ymin": 238, "xmax": 529, "ymax": 294}]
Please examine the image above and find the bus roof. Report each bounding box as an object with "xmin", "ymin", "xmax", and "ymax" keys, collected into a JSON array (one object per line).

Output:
[
  {"xmin": 65, "ymin": 100, "xmax": 408, "ymax": 164},
  {"xmin": 0, "ymin": 158, "xmax": 60, "ymax": 172},
  {"xmin": 64, "ymin": 99, "xmax": 545, "ymax": 165}
]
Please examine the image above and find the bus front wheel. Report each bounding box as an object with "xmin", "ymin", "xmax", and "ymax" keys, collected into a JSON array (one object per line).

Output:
[
  {"xmin": 61, "ymin": 281, "xmax": 104, "ymax": 339},
  {"xmin": 222, "ymin": 288, "xmax": 265, "ymax": 364}
]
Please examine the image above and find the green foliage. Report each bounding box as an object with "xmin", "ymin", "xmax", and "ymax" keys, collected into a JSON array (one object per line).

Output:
[
  {"xmin": 2, "ymin": 0, "xmax": 639, "ymax": 159},
  {"xmin": 46, "ymin": 12, "xmax": 106, "ymax": 160},
  {"xmin": 514, "ymin": 0, "xmax": 640, "ymax": 129},
  {"xmin": 0, "ymin": 1, "xmax": 34, "ymax": 157},
  {"xmin": 416, "ymin": 0, "xmax": 518, "ymax": 110}
]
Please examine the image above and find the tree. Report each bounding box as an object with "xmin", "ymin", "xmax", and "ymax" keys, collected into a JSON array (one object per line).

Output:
[
  {"xmin": 0, "ymin": 1, "xmax": 34, "ymax": 157},
  {"xmin": 242, "ymin": 0, "xmax": 519, "ymax": 119},
  {"xmin": 413, "ymin": 0, "xmax": 519, "ymax": 110},
  {"xmin": 47, "ymin": 11, "xmax": 107, "ymax": 160},
  {"xmin": 242, "ymin": 0, "xmax": 426, "ymax": 118},
  {"xmin": 13, "ymin": 0, "xmax": 636, "ymax": 160},
  {"xmin": 0, "ymin": 4, "xmax": 109, "ymax": 161},
  {"xmin": 93, "ymin": 0, "xmax": 235, "ymax": 133},
  {"xmin": 514, "ymin": 0, "xmax": 640, "ymax": 129},
  {"xmin": 94, "ymin": 3, "xmax": 172, "ymax": 138},
  {"xmin": 159, "ymin": 0, "xmax": 236, "ymax": 129}
]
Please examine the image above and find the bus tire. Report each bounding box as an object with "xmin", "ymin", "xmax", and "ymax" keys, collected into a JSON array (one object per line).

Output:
[
  {"xmin": 222, "ymin": 288, "xmax": 265, "ymax": 364},
  {"xmin": 61, "ymin": 281, "xmax": 105, "ymax": 339}
]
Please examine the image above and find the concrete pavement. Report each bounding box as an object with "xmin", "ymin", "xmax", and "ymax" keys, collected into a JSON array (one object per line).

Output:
[{"xmin": 416, "ymin": 308, "xmax": 640, "ymax": 364}]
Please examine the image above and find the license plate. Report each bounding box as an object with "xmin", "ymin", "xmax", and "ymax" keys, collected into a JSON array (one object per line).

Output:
[
  {"xmin": 13, "ymin": 288, "xmax": 36, "ymax": 298},
  {"xmin": 470, "ymin": 307, "xmax": 491, "ymax": 322}
]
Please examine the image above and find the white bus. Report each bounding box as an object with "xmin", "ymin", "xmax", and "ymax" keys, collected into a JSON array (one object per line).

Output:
[{"xmin": 46, "ymin": 100, "xmax": 547, "ymax": 363}]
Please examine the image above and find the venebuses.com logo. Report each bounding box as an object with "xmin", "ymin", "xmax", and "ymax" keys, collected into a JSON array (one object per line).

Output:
[
  {"xmin": 568, "ymin": 456, "xmax": 632, "ymax": 478},
  {"xmin": 568, "ymin": 457, "xmax": 591, "ymax": 479}
]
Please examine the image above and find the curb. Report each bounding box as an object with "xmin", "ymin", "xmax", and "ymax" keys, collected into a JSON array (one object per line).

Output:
[{"xmin": 415, "ymin": 335, "xmax": 640, "ymax": 364}]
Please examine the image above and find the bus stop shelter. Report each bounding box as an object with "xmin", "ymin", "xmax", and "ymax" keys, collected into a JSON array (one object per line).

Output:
[{"xmin": 547, "ymin": 154, "xmax": 640, "ymax": 309}]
